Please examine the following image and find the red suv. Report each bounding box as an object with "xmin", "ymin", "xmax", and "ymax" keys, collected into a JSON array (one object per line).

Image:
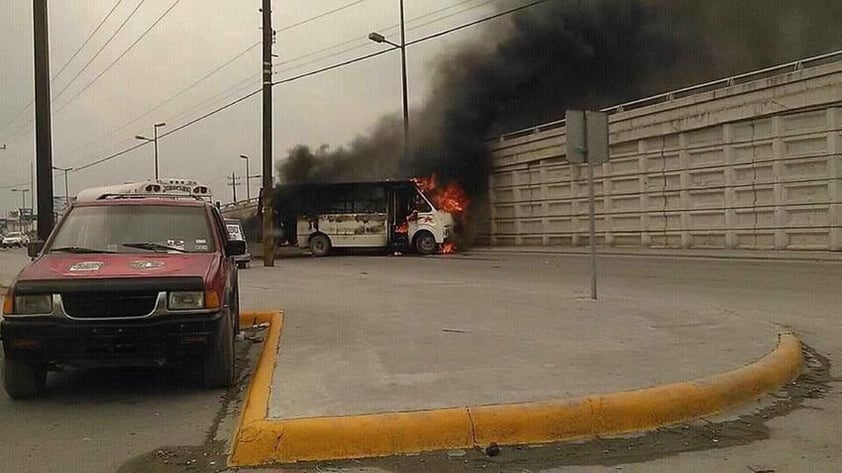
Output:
[{"xmin": 1, "ymin": 195, "xmax": 244, "ymax": 398}]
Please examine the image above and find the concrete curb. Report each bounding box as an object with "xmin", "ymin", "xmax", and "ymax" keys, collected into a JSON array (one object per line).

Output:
[{"xmin": 228, "ymin": 312, "xmax": 803, "ymax": 466}]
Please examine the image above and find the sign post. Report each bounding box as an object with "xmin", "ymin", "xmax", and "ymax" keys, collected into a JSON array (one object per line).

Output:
[{"xmin": 566, "ymin": 110, "xmax": 609, "ymax": 300}]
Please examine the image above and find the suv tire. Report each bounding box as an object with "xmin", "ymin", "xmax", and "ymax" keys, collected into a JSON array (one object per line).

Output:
[
  {"xmin": 3, "ymin": 359, "xmax": 47, "ymax": 399},
  {"xmin": 202, "ymin": 312, "xmax": 235, "ymax": 388}
]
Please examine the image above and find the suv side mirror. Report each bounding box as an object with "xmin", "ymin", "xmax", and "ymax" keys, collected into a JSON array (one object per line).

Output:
[
  {"xmin": 226, "ymin": 240, "xmax": 247, "ymax": 256},
  {"xmin": 27, "ymin": 240, "xmax": 45, "ymax": 258}
]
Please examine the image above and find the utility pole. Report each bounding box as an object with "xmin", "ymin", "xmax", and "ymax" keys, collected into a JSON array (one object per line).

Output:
[
  {"xmin": 33, "ymin": 0, "xmax": 55, "ymax": 241},
  {"xmin": 261, "ymin": 0, "xmax": 275, "ymax": 266},
  {"xmin": 227, "ymin": 172, "xmax": 241, "ymax": 203}
]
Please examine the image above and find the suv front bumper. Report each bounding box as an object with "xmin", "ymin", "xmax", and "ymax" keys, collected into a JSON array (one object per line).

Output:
[{"xmin": 1, "ymin": 312, "xmax": 224, "ymax": 368}]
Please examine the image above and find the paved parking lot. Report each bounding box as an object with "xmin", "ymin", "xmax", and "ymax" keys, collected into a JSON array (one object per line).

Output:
[
  {"xmin": 244, "ymin": 253, "xmax": 780, "ymax": 419},
  {"xmin": 249, "ymin": 250, "xmax": 842, "ymax": 473},
  {"xmin": 1, "ymin": 248, "xmax": 841, "ymax": 472}
]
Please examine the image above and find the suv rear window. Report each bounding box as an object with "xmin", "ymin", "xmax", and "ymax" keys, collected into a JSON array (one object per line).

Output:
[{"xmin": 49, "ymin": 205, "xmax": 216, "ymax": 253}]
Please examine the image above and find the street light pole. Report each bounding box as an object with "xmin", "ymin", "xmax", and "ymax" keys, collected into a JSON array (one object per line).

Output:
[
  {"xmin": 136, "ymin": 122, "xmax": 166, "ymax": 181},
  {"xmin": 52, "ymin": 166, "xmax": 72, "ymax": 205},
  {"xmin": 398, "ymin": 0, "xmax": 409, "ymax": 166},
  {"xmin": 240, "ymin": 154, "xmax": 250, "ymax": 201},
  {"xmin": 368, "ymin": 3, "xmax": 410, "ymax": 167},
  {"xmin": 153, "ymin": 122, "xmax": 165, "ymax": 180}
]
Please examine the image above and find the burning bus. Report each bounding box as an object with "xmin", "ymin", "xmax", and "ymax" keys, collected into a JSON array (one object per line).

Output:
[{"xmin": 273, "ymin": 179, "xmax": 465, "ymax": 256}]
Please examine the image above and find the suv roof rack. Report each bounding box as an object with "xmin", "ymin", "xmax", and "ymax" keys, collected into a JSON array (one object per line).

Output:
[
  {"xmin": 95, "ymin": 193, "xmax": 213, "ymax": 202},
  {"xmin": 75, "ymin": 180, "xmax": 213, "ymax": 203}
]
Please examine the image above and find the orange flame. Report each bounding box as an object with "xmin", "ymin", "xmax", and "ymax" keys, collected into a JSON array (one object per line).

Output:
[
  {"xmin": 440, "ymin": 242, "xmax": 458, "ymax": 254},
  {"xmin": 412, "ymin": 174, "xmax": 470, "ymax": 217},
  {"xmin": 412, "ymin": 174, "xmax": 469, "ymax": 255}
]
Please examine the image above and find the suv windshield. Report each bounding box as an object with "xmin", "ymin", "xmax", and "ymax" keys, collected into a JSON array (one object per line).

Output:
[{"xmin": 48, "ymin": 205, "xmax": 215, "ymax": 253}]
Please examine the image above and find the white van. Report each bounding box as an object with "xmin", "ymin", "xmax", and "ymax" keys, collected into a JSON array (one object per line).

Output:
[{"xmin": 277, "ymin": 181, "xmax": 454, "ymax": 256}]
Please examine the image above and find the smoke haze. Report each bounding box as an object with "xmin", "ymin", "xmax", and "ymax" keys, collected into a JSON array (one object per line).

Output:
[{"xmin": 278, "ymin": 0, "xmax": 842, "ymax": 198}]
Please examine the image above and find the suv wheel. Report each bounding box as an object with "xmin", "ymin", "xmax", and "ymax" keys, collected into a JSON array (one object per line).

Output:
[
  {"xmin": 202, "ymin": 312, "xmax": 235, "ymax": 388},
  {"xmin": 3, "ymin": 359, "xmax": 47, "ymax": 399}
]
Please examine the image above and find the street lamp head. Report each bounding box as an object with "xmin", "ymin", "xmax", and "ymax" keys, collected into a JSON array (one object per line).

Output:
[
  {"xmin": 240, "ymin": 154, "xmax": 249, "ymax": 159},
  {"xmin": 368, "ymin": 32, "xmax": 386, "ymax": 43},
  {"xmin": 154, "ymin": 122, "xmax": 166, "ymax": 128},
  {"xmin": 135, "ymin": 135, "xmax": 150, "ymax": 141}
]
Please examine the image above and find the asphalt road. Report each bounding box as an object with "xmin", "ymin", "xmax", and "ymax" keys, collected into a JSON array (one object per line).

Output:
[{"xmin": 1, "ymin": 247, "xmax": 841, "ymax": 472}]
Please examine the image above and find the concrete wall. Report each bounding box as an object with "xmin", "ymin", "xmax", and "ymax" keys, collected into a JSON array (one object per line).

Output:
[{"xmin": 485, "ymin": 60, "xmax": 842, "ymax": 251}]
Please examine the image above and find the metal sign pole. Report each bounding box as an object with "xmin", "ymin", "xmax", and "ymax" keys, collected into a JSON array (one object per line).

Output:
[
  {"xmin": 566, "ymin": 110, "xmax": 607, "ymax": 301},
  {"xmin": 586, "ymin": 158, "xmax": 598, "ymax": 300}
]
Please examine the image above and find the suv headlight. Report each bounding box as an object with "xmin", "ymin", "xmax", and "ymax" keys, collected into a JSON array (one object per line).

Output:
[
  {"xmin": 13, "ymin": 295, "xmax": 53, "ymax": 315},
  {"xmin": 168, "ymin": 291, "xmax": 205, "ymax": 310}
]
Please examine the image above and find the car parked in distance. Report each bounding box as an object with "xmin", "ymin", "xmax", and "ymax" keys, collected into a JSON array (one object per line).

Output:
[
  {"xmin": 1, "ymin": 232, "xmax": 30, "ymax": 248},
  {"xmin": 225, "ymin": 219, "xmax": 252, "ymax": 268}
]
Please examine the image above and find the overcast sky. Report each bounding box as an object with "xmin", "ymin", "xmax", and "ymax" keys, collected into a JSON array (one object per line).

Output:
[{"xmin": 0, "ymin": 0, "xmax": 504, "ymax": 215}]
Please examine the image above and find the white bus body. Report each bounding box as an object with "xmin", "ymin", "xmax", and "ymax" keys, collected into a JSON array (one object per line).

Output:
[{"xmin": 281, "ymin": 181, "xmax": 454, "ymax": 255}]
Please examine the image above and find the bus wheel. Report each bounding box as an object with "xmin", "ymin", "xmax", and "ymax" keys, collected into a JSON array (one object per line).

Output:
[
  {"xmin": 414, "ymin": 231, "xmax": 437, "ymax": 255},
  {"xmin": 309, "ymin": 234, "xmax": 331, "ymax": 257}
]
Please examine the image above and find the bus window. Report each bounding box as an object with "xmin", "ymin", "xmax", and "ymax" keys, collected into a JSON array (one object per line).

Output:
[
  {"xmin": 372, "ymin": 186, "xmax": 387, "ymax": 212},
  {"xmin": 322, "ymin": 186, "xmax": 352, "ymax": 214},
  {"xmin": 353, "ymin": 185, "xmax": 387, "ymax": 213},
  {"xmin": 414, "ymin": 191, "xmax": 432, "ymax": 213}
]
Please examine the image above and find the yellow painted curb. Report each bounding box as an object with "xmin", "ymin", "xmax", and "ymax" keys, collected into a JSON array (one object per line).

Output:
[
  {"xmin": 228, "ymin": 313, "xmax": 803, "ymax": 466},
  {"xmin": 470, "ymin": 333, "xmax": 802, "ymax": 445}
]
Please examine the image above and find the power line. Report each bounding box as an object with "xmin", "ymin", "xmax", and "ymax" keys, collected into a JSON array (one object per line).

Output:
[
  {"xmin": 53, "ymin": 0, "xmax": 128, "ymax": 82},
  {"xmin": 271, "ymin": 0, "xmax": 501, "ymax": 79},
  {"xmin": 0, "ymin": 0, "xmax": 148, "ymax": 144},
  {"xmin": 402, "ymin": 0, "xmax": 501, "ymax": 35},
  {"xmin": 276, "ymin": 0, "xmax": 371, "ymax": 33},
  {"xmin": 122, "ymin": 0, "xmax": 491, "ymax": 140},
  {"xmin": 54, "ymin": 0, "xmax": 183, "ymax": 115},
  {"xmin": 273, "ymin": 0, "xmax": 551, "ymax": 84},
  {"xmin": 70, "ymin": 0, "xmax": 550, "ymax": 173},
  {"xmin": 63, "ymin": 2, "xmax": 384, "ymax": 161},
  {"xmin": 72, "ymin": 141, "xmax": 151, "ymax": 172},
  {"xmin": 51, "ymin": 0, "xmax": 148, "ymax": 106},
  {"xmin": 274, "ymin": 0, "xmax": 493, "ymax": 72},
  {"xmin": 164, "ymin": 73, "xmax": 261, "ymax": 126},
  {"xmin": 0, "ymin": 0, "xmax": 128, "ymax": 138},
  {"xmin": 406, "ymin": 0, "xmax": 551, "ymax": 47},
  {"xmin": 62, "ymin": 41, "xmax": 260, "ymax": 160},
  {"xmin": 73, "ymin": 88, "xmax": 262, "ymax": 172}
]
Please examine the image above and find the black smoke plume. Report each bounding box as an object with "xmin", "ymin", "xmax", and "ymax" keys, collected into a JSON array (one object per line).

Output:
[{"xmin": 278, "ymin": 0, "xmax": 842, "ymax": 200}]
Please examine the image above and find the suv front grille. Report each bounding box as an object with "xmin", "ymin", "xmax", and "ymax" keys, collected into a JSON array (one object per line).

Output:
[{"xmin": 62, "ymin": 292, "xmax": 158, "ymax": 318}]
